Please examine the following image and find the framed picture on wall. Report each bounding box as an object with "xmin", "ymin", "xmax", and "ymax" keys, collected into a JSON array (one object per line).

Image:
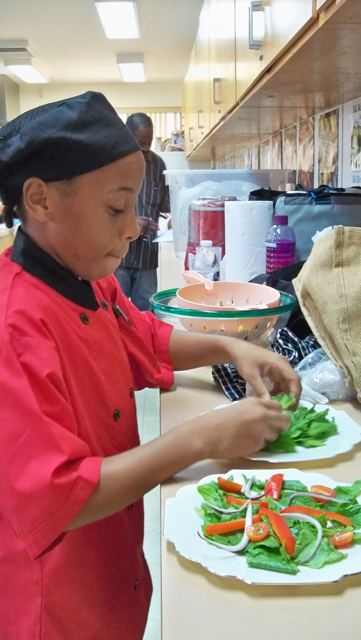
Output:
[
  {"xmin": 235, "ymin": 148, "xmax": 245, "ymax": 169},
  {"xmin": 283, "ymin": 125, "xmax": 297, "ymax": 189},
  {"xmin": 351, "ymin": 100, "xmax": 361, "ymax": 173},
  {"xmin": 318, "ymin": 109, "xmax": 339, "ymax": 187},
  {"xmin": 271, "ymin": 132, "xmax": 282, "ymax": 169},
  {"xmin": 298, "ymin": 117, "xmax": 314, "ymax": 189},
  {"xmin": 252, "ymin": 144, "xmax": 260, "ymax": 169},
  {"xmin": 260, "ymin": 138, "xmax": 271, "ymax": 169}
]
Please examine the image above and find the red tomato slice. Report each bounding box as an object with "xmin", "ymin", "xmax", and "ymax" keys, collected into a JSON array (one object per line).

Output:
[
  {"xmin": 246, "ymin": 521, "xmax": 270, "ymax": 542},
  {"xmin": 328, "ymin": 530, "xmax": 354, "ymax": 549},
  {"xmin": 217, "ymin": 477, "xmax": 243, "ymax": 493},
  {"xmin": 310, "ymin": 485, "xmax": 337, "ymax": 503}
]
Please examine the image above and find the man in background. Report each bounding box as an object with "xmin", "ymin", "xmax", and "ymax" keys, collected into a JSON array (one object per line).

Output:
[{"xmin": 114, "ymin": 113, "xmax": 170, "ymax": 311}]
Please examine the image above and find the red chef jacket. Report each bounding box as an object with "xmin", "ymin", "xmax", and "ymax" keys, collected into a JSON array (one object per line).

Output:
[{"xmin": 0, "ymin": 228, "xmax": 174, "ymax": 640}]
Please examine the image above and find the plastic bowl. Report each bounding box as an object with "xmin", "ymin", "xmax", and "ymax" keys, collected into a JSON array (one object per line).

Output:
[
  {"xmin": 151, "ymin": 289, "xmax": 298, "ymax": 346},
  {"xmin": 176, "ymin": 281, "xmax": 280, "ymax": 312}
]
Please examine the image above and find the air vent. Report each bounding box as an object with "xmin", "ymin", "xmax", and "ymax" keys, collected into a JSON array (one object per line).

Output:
[{"xmin": 0, "ymin": 39, "xmax": 34, "ymax": 57}]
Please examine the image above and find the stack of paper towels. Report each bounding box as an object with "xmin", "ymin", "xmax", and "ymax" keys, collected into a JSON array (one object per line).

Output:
[{"xmin": 224, "ymin": 200, "xmax": 273, "ymax": 282}]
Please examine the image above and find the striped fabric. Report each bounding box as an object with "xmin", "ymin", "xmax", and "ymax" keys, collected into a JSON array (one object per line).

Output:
[
  {"xmin": 121, "ymin": 150, "xmax": 170, "ymax": 270},
  {"xmin": 212, "ymin": 327, "xmax": 320, "ymax": 401}
]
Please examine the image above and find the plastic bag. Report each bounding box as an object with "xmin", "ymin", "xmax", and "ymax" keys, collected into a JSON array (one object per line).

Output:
[{"xmin": 294, "ymin": 348, "xmax": 357, "ymax": 403}]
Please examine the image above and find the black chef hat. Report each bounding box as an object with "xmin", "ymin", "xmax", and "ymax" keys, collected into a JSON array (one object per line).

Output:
[{"xmin": 0, "ymin": 91, "xmax": 140, "ymax": 223}]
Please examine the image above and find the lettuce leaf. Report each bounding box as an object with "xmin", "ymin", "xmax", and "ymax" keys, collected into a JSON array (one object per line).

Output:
[{"xmin": 264, "ymin": 396, "xmax": 338, "ymax": 453}]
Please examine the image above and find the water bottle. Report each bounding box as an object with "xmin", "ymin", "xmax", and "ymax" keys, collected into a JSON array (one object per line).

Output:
[
  {"xmin": 192, "ymin": 240, "xmax": 220, "ymax": 281},
  {"xmin": 265, "ymin": 214, "xmax": 296, "ymax": 273}
]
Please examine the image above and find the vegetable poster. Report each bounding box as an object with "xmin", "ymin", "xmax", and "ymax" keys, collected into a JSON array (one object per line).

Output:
[
  {"xmin": 283, "ymin": 125, "xmax": 297, "ymax": 189},
  {"xmin": 351, "ymin": 99, "xmax": 361, "ymax": 173},
  {"xmin": 252, "ymin": 144, "xmax": 260, "ymax": 170},
  {"xmin": 318, "ymin": 109, "xmax": 339, "ymax": 188},
  {"xmin": 272, "ymin": 132, "xmax": 282, "ymax": 170},
  {"xmin": 298, "ymin": 118, "xmax": 314, "ymax": 190},
  {"xmin": 260, "ymin": 138, "xmax": 271, "ymax": 169}
]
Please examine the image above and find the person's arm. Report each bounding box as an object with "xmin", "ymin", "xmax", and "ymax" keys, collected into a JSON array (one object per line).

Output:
[
  {"xmin": 167, "ymin": 330, "xmax": 301, "ymax": 401},
  {"xmin": 67, "ymin": 328, "xmax": 300, "ymax": 531},
  {"xmin": 66, "ymin": 394, "xmax": 290, "ymax": 530}
]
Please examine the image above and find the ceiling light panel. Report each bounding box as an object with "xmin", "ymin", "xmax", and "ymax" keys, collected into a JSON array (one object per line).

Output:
[
  {"xmin": 116, "ymin": 53, "xmax": 145, "ymax": 82},
  {"xmin": 95, "ymin": 1, "xmax": 139, "ymax": 39},
  {"xmin": 5, "ymin": 57, "xmax": 48, "ymax": 83}
]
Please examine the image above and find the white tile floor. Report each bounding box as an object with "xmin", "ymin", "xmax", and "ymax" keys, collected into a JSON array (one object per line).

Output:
[{"xmin": 135, "ymin": 388, "xmax": 161, "ymax": 640}]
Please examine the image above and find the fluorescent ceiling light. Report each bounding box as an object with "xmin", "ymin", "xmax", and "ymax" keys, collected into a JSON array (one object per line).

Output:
[
  {"xmin": 95, "ymin": 1, "xmax": 139, "ymax": 39},
  {"xmin": 4, "ymin": 57, "xmax": 48, "ymax": 83},
  {"xmin": 117, "ymin": 53, "xmax": 145, "ymax": 82}
]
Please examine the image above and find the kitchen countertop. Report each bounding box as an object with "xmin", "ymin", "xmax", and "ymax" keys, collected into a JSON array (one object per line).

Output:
[{"xmin": 159, "ymin": 241, "xmax": 361, "ymax": 640}]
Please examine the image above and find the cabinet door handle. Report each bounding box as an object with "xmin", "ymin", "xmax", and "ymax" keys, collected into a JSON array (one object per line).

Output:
[
  {"xmin": 189, "ymin": 126, "xmax": 194, "ymax": 143},
  {"xmin": 197, "ymin": 109, "xmax": 204, "ymax": 129},
  {"xmin": 212, "ymin": 77, "xmax": 221, "ymax": 105}
]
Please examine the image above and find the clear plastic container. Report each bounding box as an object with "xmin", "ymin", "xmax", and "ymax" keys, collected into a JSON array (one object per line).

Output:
[
  {"xmin": 266, "ymin": 214, "xmax": 296, "ymax": 272},
  {"xmin": 192, "ymin": 240, "xmax": 220, "ymax": 281}
]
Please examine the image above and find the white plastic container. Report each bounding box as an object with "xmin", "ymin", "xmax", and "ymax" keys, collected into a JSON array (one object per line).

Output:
[{"xmin": 163, "ymin": 169, "xmax": 291, "ymax": 255}]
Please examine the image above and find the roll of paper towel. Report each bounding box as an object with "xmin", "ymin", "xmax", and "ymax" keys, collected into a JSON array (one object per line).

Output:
[{"xmin": 224, "ymin": 200, "xmax": 273, "ymax": 282}]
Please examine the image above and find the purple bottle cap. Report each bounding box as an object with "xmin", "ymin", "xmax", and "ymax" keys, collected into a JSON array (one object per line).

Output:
[{"xmin": 273, "ymin": 214, "xmax": 288, "ymax": 225}]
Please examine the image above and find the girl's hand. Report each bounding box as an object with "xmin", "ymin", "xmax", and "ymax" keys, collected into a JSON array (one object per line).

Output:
[
  {"xmin": 228, "ymin": 340, "xmax": 301, "ymax": 407},
  {"xmin": 197, "ymin": 396, "xmax": 291, "ymax": 460}
]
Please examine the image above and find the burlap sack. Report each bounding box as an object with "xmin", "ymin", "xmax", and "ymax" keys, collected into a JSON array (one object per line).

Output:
[{"xmin": 293, "ymin": 226, "xmax": 361, "ymax": 403}]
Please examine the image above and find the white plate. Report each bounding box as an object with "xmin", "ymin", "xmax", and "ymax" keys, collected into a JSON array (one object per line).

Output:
[
  {"xmin": 212, "ymin": 401, "xmax": 361, "ymax": 463},
  {"xmin": 164, "ymin": 468, "xmax": 361, "ymax": 585}
]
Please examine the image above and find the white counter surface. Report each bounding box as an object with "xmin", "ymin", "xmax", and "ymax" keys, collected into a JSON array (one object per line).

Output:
[{"xmin": 159, "ymin": 242, "xmax": 361, "ymax": 640}]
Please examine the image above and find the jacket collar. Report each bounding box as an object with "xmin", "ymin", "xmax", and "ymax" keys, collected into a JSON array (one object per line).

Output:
[{"xmin": 11, "ymin": 227, "xmax": 99, "ymax": 311}]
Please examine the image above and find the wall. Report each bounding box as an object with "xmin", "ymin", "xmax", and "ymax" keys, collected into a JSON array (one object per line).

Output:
[{"xmin": 18, "ymin": 81, "xmax": 183, "ymax": 113}]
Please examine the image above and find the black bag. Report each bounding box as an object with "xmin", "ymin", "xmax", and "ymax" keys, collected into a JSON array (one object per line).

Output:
[
  {"xmin": 249, "ymin": 186, "xmax": 286, "ymax": 202},
  {"xmin": 273, "ymin": 185, "xmax": 361, "ymax": 261},
  {"xmin": 249, "ymin": 261, "xmax": 311, "ymax": 339}
]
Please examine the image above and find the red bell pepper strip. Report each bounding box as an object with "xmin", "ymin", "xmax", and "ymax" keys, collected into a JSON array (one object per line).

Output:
[
  {"xmin": 217, "ymin": 477, "xmax": 243, "ymax": 493},
  {"xmin": 281, "ymin": 506, "xmax": 353, "ymax": 527},
  {"xmin": 205, "ymin": 514, "xmax": 262, "ymax": 536},
  {"xmin": 281, "ymin": 506, "xmax": 325, "ymax": 517},
  {"xmin": 260, "ymin": 507, "xmax": 296, "ymax": 557},
  {"xmin": 264, "ymin": 474, "xmax": 284, "ymax": 500},
  {"xmin": 325, "ymin": 511, "xmax": 353, "ymax": 526},
  {"xmin": 225, "ymin": 495, "xmax": 268, "ymax": 507}
]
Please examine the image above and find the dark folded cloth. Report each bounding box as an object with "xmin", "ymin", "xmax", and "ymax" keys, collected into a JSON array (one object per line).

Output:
[{"xmin": 212, "ymin": 327, "xmax": 320, "ymax": 402}]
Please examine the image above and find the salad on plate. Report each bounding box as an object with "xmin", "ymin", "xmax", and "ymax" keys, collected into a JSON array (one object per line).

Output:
[{"xmin": 197, "ymin": 472, "xmax": 361, "ymax": 575}]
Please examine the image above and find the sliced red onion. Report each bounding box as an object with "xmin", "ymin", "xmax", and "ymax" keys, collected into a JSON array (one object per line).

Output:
[
  {"xmin": 198, "ymin": 501, "xmax": 253, "ymax": 553},
  {"xmin": 287, "ymin": 492, "xmax": 350, "ymax": 506},
  {"xmin": 281, "ymin": 512, "xmax": 323, "ymax": 564},
  {"xmin": 203, "ymin": 499, "xmax": 248, "ymax": 515},
  {"xmin": 244, "ymin": 475, "xmax": 271, "ymax": 500}
]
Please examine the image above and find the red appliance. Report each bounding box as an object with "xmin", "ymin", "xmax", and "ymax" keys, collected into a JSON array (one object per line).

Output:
[{"xmin": 184, "ymin": 196, "xmax": 237, "ymax": 270}]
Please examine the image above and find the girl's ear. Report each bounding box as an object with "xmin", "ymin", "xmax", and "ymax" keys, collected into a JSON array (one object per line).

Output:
[{"xmin": 22, "ymin": 177, "xmax": 53, "ymax": 222}]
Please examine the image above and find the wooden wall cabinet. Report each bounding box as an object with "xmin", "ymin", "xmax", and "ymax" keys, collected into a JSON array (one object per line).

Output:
[
  {"xmin": 182, "ymin": 0, "xmax": 360, "ymax": 162},
  {"xmin": 194, "ymin": 0, "xmax": 210, "ymax": 146},
  {"xmin": 183, "ymin": 45, "xmax": 197, "ymax": 155},
  {"xmin": 208, "ymin": 0, "xmax": 237, "ymax": 129},
  {"xmin": 235, "ymin": 0, "xmax": 262, "ymax": 100},
  {"xmin": 260, "ymin": 0, "xmax": 317, "ymax": 72}
]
